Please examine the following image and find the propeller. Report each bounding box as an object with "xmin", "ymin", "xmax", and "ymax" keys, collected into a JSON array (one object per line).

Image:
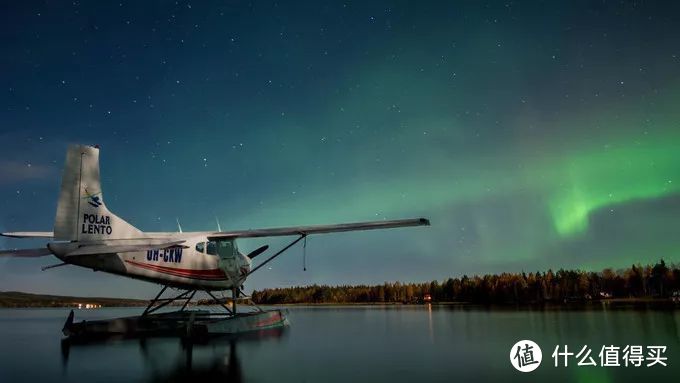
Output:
[{"xmin": 245, "ymin": 245, "xmax": 269, "ymax": 259}]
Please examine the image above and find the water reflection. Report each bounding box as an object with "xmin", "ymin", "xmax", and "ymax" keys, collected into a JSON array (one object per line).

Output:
[
  {"xmin": 144, "ymin": 339, "xmax": 243, "ymax": 383},
  {"xmin": 427, "ymin": 303, "xmax": 434, "ymax": 342},
  {"xmin": 3, "ymin": 306, "xmax": 679, "ymax": 383},
  {"xmin": 61, "ymin": 327, "xmax": 286, "ymax": 383}
]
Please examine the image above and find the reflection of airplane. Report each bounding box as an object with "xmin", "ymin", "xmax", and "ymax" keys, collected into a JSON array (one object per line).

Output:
[
  {"xmin": 149, "ymin": 340, "xmax": 244, "ymax": 383},
  {"xmin": 61, "ymin": 325, "xmax": 285, "ymax": 383},
  {"xmin": 1, "ymin": 145, "xmax": 429, "ymax": 313},
  {"xmin": 144, "ymin": 329, "xmax": 285, "ymax": 383}
]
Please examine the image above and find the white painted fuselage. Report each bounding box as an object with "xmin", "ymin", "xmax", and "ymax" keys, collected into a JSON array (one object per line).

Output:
[{"xmin": 48, "ymin": 235, "xmax": 251, "ymax": 290}]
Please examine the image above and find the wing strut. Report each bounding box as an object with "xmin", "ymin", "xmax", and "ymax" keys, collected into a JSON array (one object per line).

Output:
[
  {"xmin": 303, "ymin": 235, "xmax": 307, "ymax": 271},
  {"xmin": 248, "ymin": 234, "xmax": 307, "ymax": 277},
  {"xmin": 42, "ymin": 262, "xmax": 68, "ymax": 271}
]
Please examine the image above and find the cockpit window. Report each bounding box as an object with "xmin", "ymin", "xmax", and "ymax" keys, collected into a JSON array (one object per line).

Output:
[
  {"xmin": 195, "ymin": 242, "xmax": 205, "ymax": 253},
  {"xmin": 206, "ymin": 241, "xmax": 217, "ymax": 256}
]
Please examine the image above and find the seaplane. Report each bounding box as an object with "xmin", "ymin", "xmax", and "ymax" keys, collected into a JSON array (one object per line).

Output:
[{"xmin": 0, "ymin": 145, "xmax": 429, "ymax": 338}]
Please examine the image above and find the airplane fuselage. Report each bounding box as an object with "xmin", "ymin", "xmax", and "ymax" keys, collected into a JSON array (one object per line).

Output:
[{"xmin": 48, "ymin": 235, "xmax": 251, "ymax": 290}]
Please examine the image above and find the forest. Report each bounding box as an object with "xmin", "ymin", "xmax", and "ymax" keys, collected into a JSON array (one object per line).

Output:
[{"xmin": 251, "ymin": 260, "xmax": 680, "ymax": 304}]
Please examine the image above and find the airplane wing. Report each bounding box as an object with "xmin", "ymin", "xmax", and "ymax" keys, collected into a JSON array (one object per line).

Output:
[
  {"xmin": 1, "ymin": 231, "xmax": 54, "ymax": 238},
  {"xmin": 206, "ymin": 218, "xmax": 430, "ymax": 240},
  {"xmin": 65, "ymin": 240, "xmax": 186, "ymax": 256},
  {"xmin": 0, "ymin": 248, "xmax": 53, "ymax": 257}
]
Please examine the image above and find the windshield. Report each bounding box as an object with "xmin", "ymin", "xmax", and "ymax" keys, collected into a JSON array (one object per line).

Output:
[{"xmin": 216, "ymin": 240, "xmax": 235, "ymax": 258}]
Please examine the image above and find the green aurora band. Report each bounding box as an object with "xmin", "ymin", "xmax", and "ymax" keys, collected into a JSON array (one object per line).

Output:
[
  {"xmin": 548, "ymin": 135, "xmax": 679, "ymax": 236},
  {"xmin": 239, "ymin": 131, "xmax": 679, "ymax": 242}
]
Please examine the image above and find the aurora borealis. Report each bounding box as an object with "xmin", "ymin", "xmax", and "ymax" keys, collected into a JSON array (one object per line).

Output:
[{"xmin": 1, "ymin": 1, "xmax": 679, "ymax": 298}]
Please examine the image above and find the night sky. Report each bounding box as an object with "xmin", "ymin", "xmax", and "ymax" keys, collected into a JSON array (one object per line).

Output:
[{"xmin": 1, "ymin": 1, "xmax": 679, "ymax": 298}]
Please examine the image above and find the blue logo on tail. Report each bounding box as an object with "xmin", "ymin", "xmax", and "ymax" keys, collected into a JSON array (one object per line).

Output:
[
  {"xmin": 84, "ymin": 189, "xmax": 103, "ymax": 208},
  {"xmin": 88, "ymin": 195, "xmax": 102, "ymax": 208}
]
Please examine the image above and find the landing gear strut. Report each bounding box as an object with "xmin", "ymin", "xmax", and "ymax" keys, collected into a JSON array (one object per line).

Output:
[
  {"xmin": 142, "ymin": 286, "xmax": 196, "ymax": 316},
  {"xmin": 205, "ymin": 290, "xmax": 233, "ymax": 315},
  {"xmin": 142, "ymin": 285, "xmax": 264, "ymax": 317},
  {"xmin": 204, "ymin": 287, "xmax": 263, "ymax": 315}
]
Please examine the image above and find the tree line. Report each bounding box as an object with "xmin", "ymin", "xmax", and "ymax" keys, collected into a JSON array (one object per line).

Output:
[{"xmin": 251, "ymin": 260, "xmax": 680, "ymax": 304}]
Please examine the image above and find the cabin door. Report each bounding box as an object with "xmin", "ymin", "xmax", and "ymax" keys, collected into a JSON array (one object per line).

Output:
[{"xmin": 216, "ymin": 240, "xmax": 237, "ymax": 276}]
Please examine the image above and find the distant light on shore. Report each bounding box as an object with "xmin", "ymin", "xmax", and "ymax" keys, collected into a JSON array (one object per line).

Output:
[{"xmin": 75, "ymin": 303, "xmax": 102, "ymax": 309}]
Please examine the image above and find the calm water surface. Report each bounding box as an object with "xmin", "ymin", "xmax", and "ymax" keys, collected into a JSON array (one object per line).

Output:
[{"xmin": 0, "ymin": 305, "xmax": 678, "ymax": 382}]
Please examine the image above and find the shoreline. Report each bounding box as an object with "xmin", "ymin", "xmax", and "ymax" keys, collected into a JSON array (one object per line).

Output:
[{"xmin": 1, "ymin": 295, "xmax": 678, "ymax": 309}]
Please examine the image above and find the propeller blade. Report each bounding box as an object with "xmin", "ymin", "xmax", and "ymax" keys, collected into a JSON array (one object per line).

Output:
[{"xmin": 246, "ymin": 245, "xmax": 269, "ymax": 259}]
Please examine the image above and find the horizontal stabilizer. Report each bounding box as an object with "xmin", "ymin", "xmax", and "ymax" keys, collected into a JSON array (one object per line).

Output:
[
  {"xmin": 0, "ymin": 248, "xmax": 53, "ymax": 257},
  {"xmin": 1, "ymin": 231, "xmax": 54, "ymax": 239},
  {"xmin": 207, "ymin": 218, "xmax": 430, "ymax": 239},
  {"xmin": 65, "ymin": 240, "xmax": 185, "ymax": 256}
]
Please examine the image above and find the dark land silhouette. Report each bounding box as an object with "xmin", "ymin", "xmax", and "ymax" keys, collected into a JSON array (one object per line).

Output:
[{"xmin": 252, "ymin": 260, "xmax": 680, "ymax": 305}]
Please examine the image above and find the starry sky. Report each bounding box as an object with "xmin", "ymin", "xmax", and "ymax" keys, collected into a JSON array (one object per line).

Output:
[{"xmin": 1, "ymin": 1, "xmax": 679, "ymax": 298}]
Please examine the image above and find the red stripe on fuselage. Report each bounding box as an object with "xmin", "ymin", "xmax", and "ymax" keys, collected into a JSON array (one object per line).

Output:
[{"xmin": 124, "ymin": 260, "xmax": 228, "ymax": 281}]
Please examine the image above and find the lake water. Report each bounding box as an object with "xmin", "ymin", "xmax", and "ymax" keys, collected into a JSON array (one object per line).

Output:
[{"xmin": 0, "ymin": 305, "xmax": 678, "ymax": 382}]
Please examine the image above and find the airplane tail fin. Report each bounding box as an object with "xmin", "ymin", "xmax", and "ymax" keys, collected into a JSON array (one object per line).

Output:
[{"xmin": 53, "ymin": 145, "xmax": 143, "ymax": 241}]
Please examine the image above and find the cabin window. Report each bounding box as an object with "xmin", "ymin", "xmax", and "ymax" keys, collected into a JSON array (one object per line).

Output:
[
  {"xmin": 206, "ymin": 241, "xmax": 217, "ymax": 255},
  {"xmin": 195, "ymin": 242, "xmax": 205, "ymax": 253}
]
